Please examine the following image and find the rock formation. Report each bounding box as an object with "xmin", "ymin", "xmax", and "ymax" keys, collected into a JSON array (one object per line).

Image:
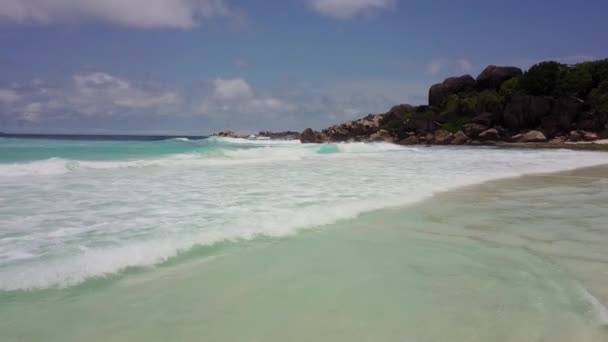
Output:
[
  {"xmin": 428, "ymin": 75, "xmax": 475, "ymax": 107},
  {"xmin": 475, "ymin": 65, "xmax": 522, "ymax": 90}
]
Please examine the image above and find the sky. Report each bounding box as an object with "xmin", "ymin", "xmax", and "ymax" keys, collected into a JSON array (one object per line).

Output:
[{"xmin": 0, "ymin": 0, "xmax": 607, "ymax": 135}]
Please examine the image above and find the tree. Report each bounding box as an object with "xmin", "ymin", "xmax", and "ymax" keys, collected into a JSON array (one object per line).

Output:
[
  {"xmin": 554, "ymin": 64, "xmax": 593, "ymax": 98},
  {"xmin": 519, "ymin": 61, "xmax": 565, "ymax": 96},
  {"xmin": 589, "ymin": 80, "xmax": 608, "ymax": 113},
  {"xmin": 499, "ymin": 76, "xmax": 521, "ymax": 99},
  {"xmin": 584, "ymin": 59, "xmax": 608, "ymax": 88}
]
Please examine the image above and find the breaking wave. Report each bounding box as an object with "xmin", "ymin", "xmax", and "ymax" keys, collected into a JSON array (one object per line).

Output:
[{"xmin": 1, "ymin": 135, "xmax": 608, "ymax": 292}]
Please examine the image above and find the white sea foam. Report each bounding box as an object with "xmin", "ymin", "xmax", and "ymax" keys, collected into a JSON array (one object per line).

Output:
[
  {"xmin": 579, "ymin": 285, "xmax": 608, "ymax": 325},
  {"xmin": 332, "ymin": 142, "xmax": 416, "ymax": 153},
  {"xmin": 0, "ymin": 142, "xmax": 413, "ymax": 177},
  {"xmin": 208, "ymin": 136, "xmax": 302, "ymax": 145},
  {"xmin": 0, "ymin": 142, "xmax": 607, "ymax": 290}
]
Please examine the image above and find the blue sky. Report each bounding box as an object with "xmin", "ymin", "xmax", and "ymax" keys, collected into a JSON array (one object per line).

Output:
[{"xmin": 0, "ymin": 0, "xmax": 607, "ymax": 134}]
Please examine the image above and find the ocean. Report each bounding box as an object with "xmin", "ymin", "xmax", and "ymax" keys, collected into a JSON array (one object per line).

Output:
[{"xmin": 0, "ymin": 135, "xmax": 607, "ymax": 341}]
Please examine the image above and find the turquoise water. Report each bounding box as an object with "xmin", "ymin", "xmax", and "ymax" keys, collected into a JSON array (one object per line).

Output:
[{"xmin": 0, "ymin": 136, "xmax": 607, "ymax": 341}]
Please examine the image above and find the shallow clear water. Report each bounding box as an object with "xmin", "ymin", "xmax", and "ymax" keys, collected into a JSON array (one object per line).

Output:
[{"xmin": 0, "ymin": 136, "xmax": 607, "ymax": 341}]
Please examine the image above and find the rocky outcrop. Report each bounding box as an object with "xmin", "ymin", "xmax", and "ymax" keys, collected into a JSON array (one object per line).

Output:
[
  {"xmin": 433, "ymin": 130, "xmax": 454, "ymax": 145},
  {"xmin": 298, "ymin": 60, "xmax": 607, "ymax": 146},
  {"xmin": 429, "ymin": 75, "xmax": 475, "ymax": 107},
  {"xmin": 576, "ymin": 112, "xmax": 608, "ymax": 132},
  {"xmin": 478, "ymin": 128, "xmax": 500, "ymax": 142},
  {"xmin": 403, "ymin": 115, "xmax": 440, "ymax": 133},
  {"xmin": 369, "ymin": 129, "xmax": 395, "ymax": 142},
  {"xmin": 581, "ymin": 131, "xmax": 599, "ymax": 142},
  {"xmin": 214, "ymin": 130, "xmax": 242, "ymax": 138},
  {"xmin": 321, "ymin": 114, "xmax": 382, "ymax": 142},
  {"xmin": 515, "ymin": 130, "xmax": 547, "ymax": 143},
  {"xmin": 568, "ymin": 130, "xmax": 583, "ymax": 142},
  {"xmin": 463, "ymin": 123, "xmax": 489, "ymax": 138},
  {"xmin": 471, "ymin": 112, "xmax": 499, "ymax": 127},
  {"xmin": 503, "ymin": 95, "xmax": 553, "ymax": 131},
  {"xmin": 399, "ymin": 135, "xmax": 419, "ymax": 145},
  {"xmin": 476, "ymin": 65, "xmax": 522, "ymax": 90},
  {"xmin": 539, "ymin": 97, "xmax": 585, "ymax": 137},
  {"xmin": 300, "ymin": 128, "xmax": 323, "ymax": 143},
  {"xmin": 451, "ymin": 131, "xmax": 469, "ymax": 145}
]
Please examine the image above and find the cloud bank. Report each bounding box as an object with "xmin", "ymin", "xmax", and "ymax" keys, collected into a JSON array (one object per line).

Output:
[
  {"xmin": 0, "ymin": 0, "xmax": 233, "ymax": 28},
  {"xmin": 200, "ymin": 78, "xmax": 295, "ymax": 115},
  {"xmin": 0, "ymin": 71, "xmax": 425, "ymax": 133},
  {"xmin": 309, "ymin": 0, "xmax": 396, "ymax": 18}
]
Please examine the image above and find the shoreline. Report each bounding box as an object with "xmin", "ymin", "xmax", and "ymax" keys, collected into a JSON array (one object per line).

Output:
[
  {"xmin": 216, "ymin": 132, "xmax": 608, "ymax": 152},
  {"xmin": 495, "ymin": 141, "xmax": 608, "ymax": 152},
  {"xmin": 414, "ymin": 163, "xmax": 608, "ymax": 309}
]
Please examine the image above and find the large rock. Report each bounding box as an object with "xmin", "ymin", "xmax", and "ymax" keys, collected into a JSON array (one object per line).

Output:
[
  {"xmin": 399, "ymin": 135, "xmax": 419, "ymax": 145},
  {"xmin": 321, "ymin": 114, "xmax": 383, "ymax": 142},
  {"xmin": 368, "ymin": 129, "xmax": 394, "ymax": 142},
  {"xmin": 451, "ymin": 131, "xmax": 469, "ymax": 145},
  {"xmin": 433, "ymin": 130, "xmax": 454, "ymax": 145},
  {"xmin": 403, "ymin": 114, "xmax": 441, "ymax": 133},
  {"xmin": 549, "ymin": 136, "xmax": 567, "ymax": 144},
  {"xmin": 214, "ymin": 130, "xmax": 241, "ymax": 138},
  {"xmin": 300, "ymin": 128, "xmax": 322, "ymax": 143},
  {"xmin": 540, "ymin": 97, "xmax": 585, "ymax": 136},
  {"xmin": 429, "ymin": 75, "xmax": 475, "ymax": 107},
  {"xmin": 258, "ymin": 131, "xmax": 300, "ymax": 140},
  {"xmin": 463, "ymin": 123, "xmax": 489, "ymax": 138},
  {"xmin": 478, "ymin": 128, "xmax": 500, "ymax": 142},
  {"xmin": 568, "ymin": 130, "xmax": 583, "ymax": 142},
  {"xmin": 576, "ymin": 111, "xmax": 608, "ymax": 132},
  {"xmin": 517, "ymin": 130, "xmax": 547, "ymax": 143},
  {"xmin": 387, "ymin": 104, "xmax": 416, "ymax": 117},
  {"xmin": 471, "ymin": 112, "xmax": 499, "ymax": 127},
  {"xmin": 503, "ymin": 95, "xmax": 553, "ymax": 131},
  {"xmin": 581, "ymin": 131, "xmax": 599, "ymax": 142},
  {"xmin": 476, "ymin": 65, "xmax": 523, "ymax": 90}
]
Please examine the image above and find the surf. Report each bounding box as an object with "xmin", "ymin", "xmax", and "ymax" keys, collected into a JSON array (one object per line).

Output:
[{"xmin": 1, "ymin": 137, "xmax": 608, "ymax": 290}]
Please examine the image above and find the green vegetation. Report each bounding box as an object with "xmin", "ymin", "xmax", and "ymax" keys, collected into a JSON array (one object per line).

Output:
[
  {"xmin": 439, "ymin": 90, "xmax": 504, "ymax": 119},
  {"xmin": 439, "ymin": 58, "xmax": 608, "ymax": 115},
  {"xmin": 515, "ymin": 59, "xmax": 608, "ymax": 100},
  {"xmin": 499, "ymin": 76, "xmax": 521, "ymax": 98},
  {"xmin": 441, "ymin": 117, "xmax": 468, "ymax": 133},
  {"xmin": 381, "ymin": 117, "xmax": 405, "ymax": 132},
  {"xmin": 519, "ymin": 61, "xmax": 564, "ymax": 96},
  {"xmin": 378, "ymin": 58, "xmax": 608, "ymax": 138},
  {"xmin": 555, "ymin": 64, "xmax": 593, "ymax": 98},
  {"xmin": 589, "ymin": 80, "xmax": 608, "ymax": 113},
  {"xmin": 477, "ymin": 90, "xmax": 504, "ymax": 113}
]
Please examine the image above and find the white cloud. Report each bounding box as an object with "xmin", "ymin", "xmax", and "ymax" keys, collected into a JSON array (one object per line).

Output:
[
  {"xmin": 456, "ymin": 59, "xmax": 473, "ymax": 73},
  {"xmin": 310, "ymin": 0, "xmax": 396, "ymax": 18},
  {"xmin": 426, "ymin": 59, "xmax": 474, "ymax": 76},
  {"xmin": 0, "ymin": 0, "xmax": 233, "ymax": 29},
  {"xmin": 210, "ymin": 78, "xmax": 254, "ymax": 100},
  {"xmin": 279, "ymin": 79, "xmax": 427, "ymax": 129},
  {"xmin": 71, "ymin": 72, "xmax": 179, "ymax": 114},
  {"xmin": 200, "ymin": 78, "xmax": 295, "ymax": 115},
  {"xmin": 426, "ymin": 60, "xmax": 445, "ymax": 76},
  {"xmin": 0, "ymin": 89, "xmax": 20, "ymax": 103},
  {"xmin": 0, "ymin": 72, "xmax": 181, "ymax": 125},
  {"xmin": 0, "ymin": 72, "xmax": 428, "ymax": 133}
]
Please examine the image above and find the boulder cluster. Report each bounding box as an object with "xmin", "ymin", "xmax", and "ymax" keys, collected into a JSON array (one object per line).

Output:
[
  {"xmin": 300, "ymin": 59, "xmax": 608, "ymax": 145},
  {"xmin": 214, "ymin": 130, "xmax": 300, "ymax": 140}
]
